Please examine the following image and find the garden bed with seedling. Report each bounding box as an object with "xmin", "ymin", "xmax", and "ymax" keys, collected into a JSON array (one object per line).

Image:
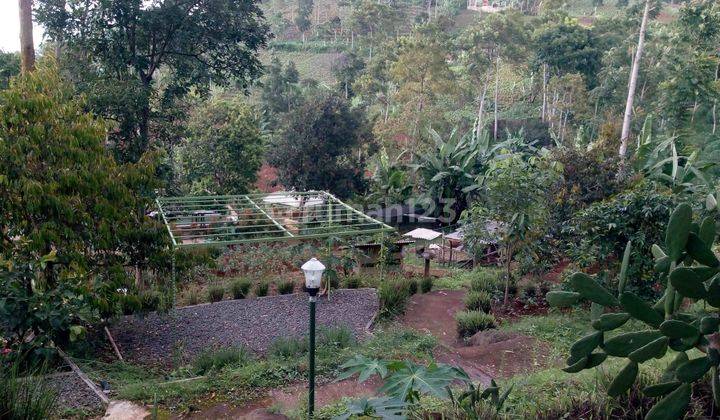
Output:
[{"xmin": 109, "ymin": 289, "xmax": 378, "ymax": 365}]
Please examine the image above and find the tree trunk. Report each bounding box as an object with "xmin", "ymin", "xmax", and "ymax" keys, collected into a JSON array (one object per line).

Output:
[
  {"xmin": 494, "ymin": 55, "xmax": 500, "ymax": 140},
  {"xmin": 475, "ymin": 74, "xmax": 490, "ymax": 140},
  {"xmin": 541, "ymin": 63, "xmax": 548, "ymax": 122},
  {"xmin": 619, "ymin": 0, "xmax": 651, "ymax": 159},
  {"xmin": 19, "ymin": 0, "xmax": 35, "ymax": 73},
  {"xmin": 503, "ymin": 243, "xmax": 512, "ymax": 306}
]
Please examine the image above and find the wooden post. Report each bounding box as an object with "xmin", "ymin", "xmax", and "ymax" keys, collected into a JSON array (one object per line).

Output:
[
  {"xmin": 57, "ymin": 348, "xmax": 110, "ymax": 405},
  {"xmin": 104, "ymin": 326, "xmax": 124, "ymax": 362},
  {"xmin": 424, "ymin": 257, "xmax": 430, "ymax": 278}
]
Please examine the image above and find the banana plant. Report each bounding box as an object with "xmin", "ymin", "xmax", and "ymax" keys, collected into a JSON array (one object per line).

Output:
[
  {"xmin": 548, "ymin": 202, "xmax": 720, "ymax": 420},
  {"xmin": 367, "ymin": 149, "xmax": 412, "ymax": 207},
  {"xmin": 633, "ymin": 114, "xmax": 716, "ymax": 194}
]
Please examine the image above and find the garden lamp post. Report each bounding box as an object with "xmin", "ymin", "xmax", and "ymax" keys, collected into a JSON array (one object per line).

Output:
[{"xmin": 302, "ymin": 257, "xmax": 325, "ymax": 418}]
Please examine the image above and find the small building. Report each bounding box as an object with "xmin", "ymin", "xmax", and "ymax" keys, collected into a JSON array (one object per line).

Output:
[{"xmin": 467, "ymin": 0, "xmax": 511, "ymax": 13}]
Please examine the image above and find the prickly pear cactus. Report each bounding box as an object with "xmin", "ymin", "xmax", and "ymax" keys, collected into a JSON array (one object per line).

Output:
[{"xmin": 548, "ymin": 203, "xmax": 720, "ymax": 420}]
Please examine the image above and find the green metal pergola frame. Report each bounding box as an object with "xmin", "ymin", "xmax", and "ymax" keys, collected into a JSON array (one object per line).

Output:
[{"xmin": 156, "ymin": 190, "xmax": 395, "ymax": 248}]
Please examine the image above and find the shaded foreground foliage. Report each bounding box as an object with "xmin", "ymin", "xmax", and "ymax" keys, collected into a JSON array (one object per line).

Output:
[{"xmin": 550, "ymin": 201, "xmax": 720, "ymax": 419}]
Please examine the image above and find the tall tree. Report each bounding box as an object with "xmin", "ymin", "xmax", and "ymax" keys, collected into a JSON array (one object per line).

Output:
[
  {"xmin": 390, "ymin": 25, "xmax": 455, "ymax": 141},
  {"xmin": 261, "ymin": 57, "xmax": 301, "ymax": 116},
  {"xmin": 619, "ymin": 0, "xmax": 652, "ymax": 159},
  {"xmin": 268, "ymin": 94, "xmax": 374, "ymax": 198},
  {"xmin": 18, "ymin": 0, "xmax": 35, "ymax": 73},
  {"xmin": 35, "ymin": 0, "xmax": 271, "ymax": 163},
  {"xmin": 176, "ymin": 98, "xmax": 265, "ymax": 195},
  {"xmin": 462, "ymin": 12, "xmax": 528, "ymax": 140},
  {"xmin": 295, "ymin": 0, "xmax": 313, "ymax": 42},
  {"xmin": 0, "ymin": 59, "xmax": 166, "ymax": 349}
]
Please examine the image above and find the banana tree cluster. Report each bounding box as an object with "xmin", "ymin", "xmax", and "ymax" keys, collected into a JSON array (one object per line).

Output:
[{"xmin": 547, "ymin": 202, "xmax": 720, "ymax": 420}]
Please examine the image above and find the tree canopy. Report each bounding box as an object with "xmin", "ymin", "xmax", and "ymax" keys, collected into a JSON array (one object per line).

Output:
[
  {"xmin": 36, "ymin": 0, "xmax": 272, "ymax": 163},
  {"xmin": 268, "ymin": 94, "xmax": 374, "ymax": 198}
]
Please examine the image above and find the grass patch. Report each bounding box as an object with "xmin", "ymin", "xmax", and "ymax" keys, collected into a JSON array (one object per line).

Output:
[
  {"xmin": 230, "ymin": 278, "xmax": 252, "ymax": 299},
  {"xmin": 319, "ymin": 326, "xmax": 356, "ymax": 349},
  {"xmin": 463, "ymin": 290, "xmax": 492, "ymax": 312},
  {"xmin": 207, "ymin": 285, "xmax": 225, "ymax": 303},
  {"xmin": 433, "ymin": 267, "xmax": 504, "ymax": 291},
  {"xmin": 420, "ymin": 276, "xmax": 433, "ymax": 293},
  {"xmin": 455, "ymin": 310, "xmax": 496, "ymax": 338},
  {"xmin": 83, "ymin": 327, "xmax": 437, "ymax": 413},
  {"xmin": 193, "ymin": 347, "xmax": 251, "ymax": 375},
  {"xmin": 254, "ymin": 281, "xmax": 269, "ymax": 297},
  {"xmin": 378, "ymin": 279, "xmax": 411, "ymax": 318},
  {"xmin": 269, "ymin": 336, "xmax": 308, "ymax": 359},
  {"xmin": 276, "ymin": 279, "xmax": 295, "ymax": 295}
]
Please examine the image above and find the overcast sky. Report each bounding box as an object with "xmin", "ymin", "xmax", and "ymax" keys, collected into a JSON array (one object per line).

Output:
[{"xmin": 0, "ymin": 3, "xmax": 44, "ymax": 52}]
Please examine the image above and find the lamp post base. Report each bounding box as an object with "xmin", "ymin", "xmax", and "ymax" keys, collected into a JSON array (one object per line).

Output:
[{"xmin": 308, "ymin": 295, "xmax": 316, "ymax": 418}]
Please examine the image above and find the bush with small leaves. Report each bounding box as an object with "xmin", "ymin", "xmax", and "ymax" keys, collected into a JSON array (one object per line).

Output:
[
  {"xmin": 277, "ymin": 279, "xmax": 295, "ymax": 295},
  {"xmin": 464, "ymin": 291, "xmax": 492, "ymax": 313},
  {"xmin": 254, "ymin": 281, "xmax": 269, "ymax": 297},
  {"xmin": 420, "ymin": 276, "xmax": 433, "ymax": 293},
  {"xmin": 455, "ymin": 310, "xmax": 496, "ymax": 338},
  {"xmin": 207, "ymin": 285, "xmax": 225, "ymax": 303},
  {"xmin": 270, "ymin": 336, "xmax": 307, "ymax": 359},
  {"xmin": 548, "ymin": 202, "xmax": 720, "ymax": 420},
  {"xmin": 193, "ymin": 347, "xmax": 250, "ymax": 374},
  {"xmin": 230, "ymin": 278, "xmax": 252, "ymax": 299}
]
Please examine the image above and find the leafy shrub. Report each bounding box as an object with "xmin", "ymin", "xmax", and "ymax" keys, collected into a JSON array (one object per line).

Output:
[
  {"xmin": 255, "ymin": 281, "xmax": 269, "ymax": 297},
  {"xmin": 139, "ymin": 291, "xmax": 161, "ymax": 312},
  {"xmin": 420, "ymin": 276, "xmax": 433, "ymax": 293},
  {"xmin": 406, "ymin": 278, "xmax": 418, "ymax": 295},
  {"xmin": 337, "ymin": 355, "xmax": 511, "ymax": 413},
  {"xmin": 379, "ymin": 280, "xmax": 410, "ymax": 318},
  {"xmin": 564, "ymin": 182, "xmax": 674, "ymax": 299},
  {"xmin": 464, "ymin": 291, "xmax": 492, "ymax": 313},
  {"xmin": 521, "ymin": 284, "xmax": 537, "ymax": 301},
  {"xmin": 0, "ymin": 364, "xmax": 57, "ymax": 419},
  {"xmin": 230, "ymin": 278, "xmax": 252, "ymax": 299},
  {"xmin": 319, "ymin": 326, "xmax": 356, "ymax": 349},
  {"xmin": 193, "ymin": 347, "xmax": 250, "ymax": 374},
  {"xmin": 455, "ymin": 311, "xmax": 496, "ymax": 338},
  {"xmin": 270, "ymin": 336, "xmax": 307, "ymax": 359},
  {"xmin": 549, "ymin": 202, "xmax": 720, "ymax": 418},
  {"xmin": 277, "ymin": 279, "xmax": 295, "ymax": 295},
  {"xmin": 207, "ymin": 285, "xmax": 225, "ymax": 303}
]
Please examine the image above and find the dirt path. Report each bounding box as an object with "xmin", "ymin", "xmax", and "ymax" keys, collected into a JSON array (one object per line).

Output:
[
  {"xmin": 400, "ymin": 290, "xmax": 553, "ymax": 382},
  {"xmin": 180, "ymin": 378, "xmax": 380, "ymax": 419}
]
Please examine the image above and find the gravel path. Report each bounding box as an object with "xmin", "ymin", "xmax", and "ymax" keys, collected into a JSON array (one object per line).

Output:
[
  {"xmin": 109, "ymin": 289, "xmax": 378, "ymax": 365},
  {"xmin": 46, "ymin": 371, "xmax": 105, "ymax": 416}
]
